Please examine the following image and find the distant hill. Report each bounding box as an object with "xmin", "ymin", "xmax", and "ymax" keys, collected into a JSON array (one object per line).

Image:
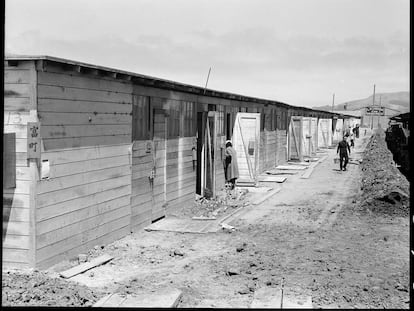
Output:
[{"xmin": 313, "ymin": 91, "xmax": 410, "ymax": 114}]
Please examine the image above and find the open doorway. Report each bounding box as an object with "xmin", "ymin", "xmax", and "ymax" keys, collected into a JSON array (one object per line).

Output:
[{"xmin": 196, "ymin": 111, "xmax": 218, "ymax": 198}]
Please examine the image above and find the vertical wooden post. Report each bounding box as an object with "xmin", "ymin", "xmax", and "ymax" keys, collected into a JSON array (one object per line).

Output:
[
  {"xmin": 29, "ymin": 158, "xmax": 39, "ymax": 268},
  {"xmin": 371, "ymin": 84, "xmax": 376, "ymax": 129},
  {"xmin": 28, "ymin": 62, "xmax": 38, "ymax": 268}
]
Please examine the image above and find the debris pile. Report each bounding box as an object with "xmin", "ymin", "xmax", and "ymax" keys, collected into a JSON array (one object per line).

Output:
[
  {"xmin": 359, "ymin": 130, "xmax": 410, "ymax": 216},
  {"xmin": 193, "ymin": 188, "xmax": 248, "ymax": 218},
  {"xmin": 171, "ymin": 187, "xmax": 248, "ymax": 219},
  {"xmin": 2, "ymin": 270, "xmax": 103, "ymax": 306}
]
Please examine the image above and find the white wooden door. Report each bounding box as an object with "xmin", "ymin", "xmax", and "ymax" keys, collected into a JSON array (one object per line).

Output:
[
  {"xmin": 333, "ymin": 118, "xmax": 343, "ymax": 143},
  {"xmin": 232, "ymin": 113, "xmax": 260, "ymax": 184},
  {"xmin": 318, "ymin": 118, "xmax": 330, "ymax": 148},
  {"xmin": 302, "ymin": 117, "xmax": 311, "ymax": 157},
  {"xmin": 288, "ymin": 116, "xmax": 302, "ymax": 161},
  {"xmin": 327, "ymin": 119, "xmax": 333, "ymax": 146},
  {"xmin": 151, "ymin": 109, "xmax": 167, "ymax": 221},
  {"xmin": 310, "ymin": 117, "xmax": 318, "ymax": 155}
]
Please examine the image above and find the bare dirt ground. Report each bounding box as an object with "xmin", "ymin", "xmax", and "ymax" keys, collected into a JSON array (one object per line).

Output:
[{"xmin": 2, "ymin": 128, "xmax": 410, "ymax": 308}]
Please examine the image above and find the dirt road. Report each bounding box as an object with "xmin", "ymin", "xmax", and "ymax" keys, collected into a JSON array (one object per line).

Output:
[{"xmin": 2, "ymin": 129, "xmax": 410, "ymax": 308}]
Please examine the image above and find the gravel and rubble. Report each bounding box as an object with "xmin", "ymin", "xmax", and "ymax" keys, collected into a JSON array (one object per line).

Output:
[
  {"xmin": 359, "ymin": 129, "xmax": 410, "ymax": 217},
  {"xmin": 168, "ymin": 186, "xmax": 249, "ymax": 219},
  {"xmin": 1, "ymin": 270, "xmax": 105, "ymax": 307}
]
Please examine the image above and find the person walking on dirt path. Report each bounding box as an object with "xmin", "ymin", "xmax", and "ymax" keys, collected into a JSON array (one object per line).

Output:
[
  {"xmin": 224, "ymin": 140, "xmax": 239, "ymax": 189},
  {"xmin": 352, "ymin": 126, "xmax": 359, "ymax": 139},
  {"xmin": 337, "ymin": 136, "xmax": 351, "ymax": 171},
  {"xmin": 349, "ymin": 132, "xmax": 355, "ymax": 148}
]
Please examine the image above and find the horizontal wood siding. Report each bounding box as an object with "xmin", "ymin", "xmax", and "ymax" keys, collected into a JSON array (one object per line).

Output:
[
  {"xmin": 35, "ymin": 69, "xmax": 133, "ymax": 268},
  {"xmin": 275, "ymin": 130, "xmax": 288, "ymax": 166},
  {"xmin": 37, "ymin": 70, "xmax": 133, "ymax": 151},
  {"xmin": 37, "ymin": 144, "xmax": 132, "ymax": 267},
  {"xmin": 130, "ymin": 141, "xmax": 153, "ymax": 231},
  {"xmin": 3, "ymin": 63, "xmax": 36, "ymax": 268},
  {"xmin": 259, "ymin": 131, "xmax": 266, "ymax": 172},
  {"xmin": 264, "ymin": 130, "xmax": 277, "ymax": 170},
  {"xmin": 165, "ymin": 137, "xmax": 196, "ymax": 211}
]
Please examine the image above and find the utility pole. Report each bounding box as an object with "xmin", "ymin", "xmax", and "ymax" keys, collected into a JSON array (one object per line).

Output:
[
  {"xmin": 377, "ymin": 95, "xmax": 382, "ymax": 128},
  {"xmin": 331, "ymin": 93, "xmax": 335, "ymax": 113},
  {"xmin": 371, "ymin": 84, "xmax": 376, "ymax": 130},
  {"xmin": 203, "ymin": 67, "xmax": 211, "ymax": 95}
]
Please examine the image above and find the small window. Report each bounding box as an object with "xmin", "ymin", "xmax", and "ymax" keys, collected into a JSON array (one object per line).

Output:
[
  {"xmin": 168, "ymin": 101, "xmax": 180, "ymax": 138},
  {"xmin": 265, "ymin": 109, "xmax": 273, "ymax": 131},
  {"xmin": 261, "ymin": 110, "xmax": 265, "ymax": 131},
  {"xmin": 180, "ymin": 101, "xmax": 195, "ymax": 137},
  {"xmin": 216, "ymin": 105, "xmax": 224, "ymax": 136},
  {"xmin": 132, "ymin": 95, "xmax": 150, "ymax": 141}
]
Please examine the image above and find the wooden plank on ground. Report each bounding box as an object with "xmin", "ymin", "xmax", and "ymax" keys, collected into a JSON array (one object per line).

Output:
[
  {"xmin": 236, "ymin": 179, "xmax": 257, "ymax": 187},
  {"xmin": 287, "ymin": 161, "xmax": 310, "ymax": 166},
  {"xmin": 300, "ymin": 164, "xmax": 317, "ymax": 179},
  {"xmin": 238, "ymin": 186, "xmax": 273, "ymax": 193},
  {"xmin": 282, "ymin": 294, "xmax": 313, "ymax": 309},
  {"xmin": 266, "ymin": 170, "xmax": 297, "ymax": 175},
  {"xmin": 301, "ymin": 155, "xmax": 328, "ymax": 179},
  {"xmin": 59, "ymin": 254, "xmax": 113, "ymax": 278},
  {"xmin": 93, "ymin": 288, "xmax": 182, "ymax": 308},
  {"xmin": 250, "ymin": 287, "xmax": 282, "ymax": 308},
  {"xmin": 258, "ymin": 176, "xmax": 287, "ymax": 183},
  {"xmin": 275, "ymin": 165, "xmax": 307, "ymax": 170},
  {"xmin": 252, "ymin": 188, "xmax": 281, "ymax": 205}
]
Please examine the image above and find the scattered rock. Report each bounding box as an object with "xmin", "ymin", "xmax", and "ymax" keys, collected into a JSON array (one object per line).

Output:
[
  {"xmin": 236, "ymin": 242, "xmax": 247, "ymax": 252},
  {"xmin": 173, "ymin": 249, "xmax": 185, "ymax": 257},
  {"xmin": 238, "ymin": 288, "xmax": 250, "ymax": 295},
  {"xmin": 221, "ymin": 223, "xmax": 236, "ymax": 233},
  {"xmin": 78, "ymin": 254, "xmax": 88, "ymax": 263},
  {"xmin": 227, "ymin": 268, "xmax": 240, "ymax": 276}
]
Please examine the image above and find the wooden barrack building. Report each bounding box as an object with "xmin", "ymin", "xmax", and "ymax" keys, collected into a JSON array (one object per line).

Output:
[{"xmin": 3, "ymin": 55, "xmax": 358, "ymax": 269}]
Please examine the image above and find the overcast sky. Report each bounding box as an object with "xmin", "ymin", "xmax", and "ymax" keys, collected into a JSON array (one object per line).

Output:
[{"xmin": 5, "ymin": 0, "xmax": 410, "ymax": 108}]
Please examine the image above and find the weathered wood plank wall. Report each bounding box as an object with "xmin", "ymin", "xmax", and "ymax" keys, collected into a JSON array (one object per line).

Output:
[
  {"xmin": 35, "ymin": 65, "xmax": 133, "ymax": 268},
  {"xmin": 259, "ymin": 131, "xmax": 266, "ymax": 172},
  {"xmin": 214, "ymin": 135, "xmax": 226, "ymax": 193},
  {"xmin": 275, "ymin": 129, "xmax": 288, "ymax": 166},
  {"xmin": 166, "ymin": 137, "xmax": 196, "ymax": 211},
  {"xmin": 131, "ymin": 86, "xmax": 198, "ymax": 216},
  {"xmin": 260, "ymin": 130, "xmax": 277, "ymax": 171},
  {"xmin": 4, "ymin": 58, "xmax": 348, "ymax": 269},
  {"xmin": 130, "ymin": 141, "xmax": 153, "ymax": 231},
  {"xmin": 3, "ymin": 62, "xmax": 37, "ymax": 269}
]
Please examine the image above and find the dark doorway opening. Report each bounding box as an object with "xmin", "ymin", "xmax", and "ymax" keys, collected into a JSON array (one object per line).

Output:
[
  {"xmin": 196, "ymin": 112, "xmax": 205, "ymax": 195},
  {"xmin": 226, "ymin": 113, "xmax": 232, "ymax": 140}
]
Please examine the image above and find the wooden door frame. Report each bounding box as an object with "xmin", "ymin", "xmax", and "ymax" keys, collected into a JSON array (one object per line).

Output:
[
  {"xmin": 289, "ymin": 116, "xmax": 303, "ymax": 161},
  {"xmin": 151, "ymin": 108, "xmax": 167, "ymax": 222},
  {"xmin": 232, "ymin": 112, "xmax": 261, "ymax": 184}
]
